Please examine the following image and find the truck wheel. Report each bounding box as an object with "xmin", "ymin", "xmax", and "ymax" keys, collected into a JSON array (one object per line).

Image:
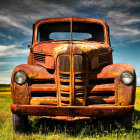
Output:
[
  {"xmin": 122, "ymin": 114, "xmax": 134, "ymax": 130},
  {"xmin": 12, "ymin": 113, "xmax": 28, "ymax": 133},
  {"xmin": 115, "ymin": 114, "xmax": 134, "ymax": 131}
]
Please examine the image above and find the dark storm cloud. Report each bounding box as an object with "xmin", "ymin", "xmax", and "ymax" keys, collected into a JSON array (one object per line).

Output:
[
  {"xmin": 0, "ymin": 0, "xmax": 81, "ymax": 35},
  {"xmin": 0, "ymin": 0, "xmax": 140, "ymax": 39}
]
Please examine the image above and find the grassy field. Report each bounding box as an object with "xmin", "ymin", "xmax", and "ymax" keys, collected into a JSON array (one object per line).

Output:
[
  {"xmin": 0, "ymin": 87, "xmax": 140, "ymax": 140},
  {"xmin": 136, "ymin": 87, "xmax": 140, "ymax": 94}
]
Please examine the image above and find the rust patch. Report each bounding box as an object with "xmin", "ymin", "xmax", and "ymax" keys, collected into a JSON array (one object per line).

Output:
[
  {"xmin": 78, "ymin": 44, "xmax": 98, "ymax": 52},
  {"xmin": 28, "ymin": 72, "xmax": 39, "ymax": 78},
  {"xmin": 53, "ymin": 44, "xmax": 68, "ymax": 55}
]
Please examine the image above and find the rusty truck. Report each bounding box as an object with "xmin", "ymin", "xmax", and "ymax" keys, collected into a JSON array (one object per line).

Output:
[{"xmin": 10, "ymin": 17, "xmax": 136, "ymax": 132}]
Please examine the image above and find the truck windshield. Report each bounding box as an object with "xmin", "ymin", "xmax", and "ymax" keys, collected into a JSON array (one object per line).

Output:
[{"xmin": 38, "ymin": 22, "xmax": 104, "ymax": 42}]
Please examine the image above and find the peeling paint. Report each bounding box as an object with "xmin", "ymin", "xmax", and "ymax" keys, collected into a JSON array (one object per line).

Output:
[
  {"xmin": 28, "ymin": 72, "xmax": 39, "ymax": 78},
  {"xmin": 53, "ymin": 44, "xmax": 68, "ymax": 55},
  {"xmin": 78, "ymin": 45, "xmax": 98, "ymax": 52}
]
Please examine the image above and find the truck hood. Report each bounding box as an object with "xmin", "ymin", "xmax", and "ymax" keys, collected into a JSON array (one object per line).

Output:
[{"xmin": 33, "ymin": 42, "xmax": 110, "ymax": 57}]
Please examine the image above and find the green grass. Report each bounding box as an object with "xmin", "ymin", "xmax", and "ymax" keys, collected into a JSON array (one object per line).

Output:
[{"xmin": 0, "ymin": 91, "xmax": 140, "ymax": 139}]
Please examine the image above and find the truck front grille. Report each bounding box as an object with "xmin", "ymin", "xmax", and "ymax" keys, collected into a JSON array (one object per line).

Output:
[
  {"xmin": 29, "ymin": 80, "xmax": 57, "ymax": 105},
  {"xmin": 87, "ymin": 79, "xmax": 115, "ymax": 105},
  {"xmin": 58, "ymin": 55, "xmax": 87, "ymax": 106},
  {"xmin": 59, "ymin": 72, "xmax": 70, "ymax": 106},
  {"xmin": 59, "ymin": 55, "xmax": 70, "ymax": 72}
]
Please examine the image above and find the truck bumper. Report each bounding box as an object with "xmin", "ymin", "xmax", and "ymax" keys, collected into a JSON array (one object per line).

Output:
[{"xmin": 10, "ymin": 104, "xmax": 134, "ymax": 117}]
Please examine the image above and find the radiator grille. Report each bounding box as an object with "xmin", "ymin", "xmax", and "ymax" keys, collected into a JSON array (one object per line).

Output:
[
  {"xmin": 59, "ymin": 55, "xmax": 70, "ymax": 72},
  {"xmin": 58, "ymin": 55, "xmax": 87, "ymax": 106},
  {"xmin": 34, "ymin": 53, "xmax": 45, "ymax": 62},
  {"xmin": 59, "ymin": 72, "xmax": 70, "ymax": 106},
  {"xmin": 74, "ymin": 55, "xmax": 86, "ymax": 72}
]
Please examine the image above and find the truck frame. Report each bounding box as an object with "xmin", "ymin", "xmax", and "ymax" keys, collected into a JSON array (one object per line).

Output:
[{"xmin": 10, "ymin": 17, "xmax": 136, "ymax": 132}]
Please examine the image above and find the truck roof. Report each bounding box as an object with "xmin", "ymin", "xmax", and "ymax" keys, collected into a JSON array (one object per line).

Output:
[{"xmin": 34, "ymin": 17, "xmax": 108, "ymax": 27}]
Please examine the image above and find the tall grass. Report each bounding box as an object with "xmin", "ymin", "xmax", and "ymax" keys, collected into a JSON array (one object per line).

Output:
[{"xmin": 0, "ymin": 92, "xmax": 140, "ymax": 139}]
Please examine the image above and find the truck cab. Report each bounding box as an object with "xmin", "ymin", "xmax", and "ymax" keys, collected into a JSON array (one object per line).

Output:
[{"xmin": 11, "ymin": 17, "xmax": 136, "ymax": 132}]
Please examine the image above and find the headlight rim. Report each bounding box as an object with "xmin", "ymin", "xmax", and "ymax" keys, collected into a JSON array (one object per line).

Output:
[
  {"xmin": 14, "ymin": 70, "xmax": 28, "ymax": 85},
  {"xmin": 120, "ymin": 71, "xmax": 134, "ymax": 85}
]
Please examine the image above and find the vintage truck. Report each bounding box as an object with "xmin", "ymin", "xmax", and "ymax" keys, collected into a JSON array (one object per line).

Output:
[{"xmin": 11, "ymin": 17, "xmax": 136, "ymax": 132}]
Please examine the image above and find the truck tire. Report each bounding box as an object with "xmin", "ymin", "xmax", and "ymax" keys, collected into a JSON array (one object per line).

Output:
[
  {"xmin": 115, "ymin": 114, "xmax": 134, "ymax": 131},
  {"xmin": 122, "ymin": 114, "xmax": 134, "ymax": 130},
  {"xmin": 12, "ymin": 113, "xmax": 28, "ymax": 133}
]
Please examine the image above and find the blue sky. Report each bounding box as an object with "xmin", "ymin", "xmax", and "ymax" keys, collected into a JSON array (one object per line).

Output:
[{"xmin": 0, "ymin": 0, "xmax": 140, "ymax": 85}]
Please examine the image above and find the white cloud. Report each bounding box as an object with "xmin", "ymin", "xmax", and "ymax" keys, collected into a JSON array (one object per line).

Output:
[
  {"xmin": 111, "ymin": 26, "xmax": 140, "ymax": 36},
  {"xmin": 0, "ymin": 62, "xmax": 12, "ymax": 65},
  {"xmin": 0, "ymin": 70, "xmax": 11, "ymax": 84},
  {"xmin": 0, "ymin": 15, "xmax": 32, "ymax": 35},
  {"xmin": 0, "ymin": 76, "xmax": 10, "ymax": 84},
  {"xmin": 0, "ymin": 0, "xmax": 80, "ymax": 36},
  {"xmin": 79, "ymin": 0, "xmax": 140, "ymax": 8},
  {"xmin": 130, "ymin": 39, "xmax": 140, "ymax": 43},
  {"xmin": 106, "ymin": 11, "xmax": 140, "ymax": 37},
  {"xmin": 137, "ymin": 77, "xmax": 140, "ymax": 85},
  {"xmin": 0, "ymin": 44, "xmax": 29, "ymax": 57},
  {"xmin": 0, "ymin": 32, "xmax": 13, "ymax": 40},
  {"xmin": 123, "ymin": 19, "xmax": 140, "ymax": 24}
]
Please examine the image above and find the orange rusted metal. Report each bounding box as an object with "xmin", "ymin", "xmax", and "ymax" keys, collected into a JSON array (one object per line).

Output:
[
  {"xmin": 11, "ymin": 17, "xmax": 136, "ymax": 122},
  {"xmin": 30, "ymin": 84, "xmax": 56, "ymax": 92},
  {"xmin": 90, "ymin": 83, "xmax": 116, "ymax": 92},
  {"xmin": 10, "ymin": 104, "xmax": 134, "ymax": 117}
]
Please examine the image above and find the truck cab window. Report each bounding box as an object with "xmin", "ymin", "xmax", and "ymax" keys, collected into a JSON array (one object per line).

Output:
[{"xmin": 38, "ymin": 22, "xmax": 104, "ymax": 42}]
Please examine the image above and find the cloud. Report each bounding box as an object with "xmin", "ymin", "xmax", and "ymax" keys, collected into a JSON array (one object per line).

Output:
[
  {"xmin": 130, "ymin": 39, "xmax": 140, "ymax": 43},
  {"xmin": 0, "ymin": 0, "xmax": 139, "ymax": 39},
  {"xmin": 0, "ymin": 0, "xmax": 80, "ymax": 36},
  {"xmin": 106, "ymin": 11, "xmax": 140, "ymax": 37},
  {"xmin": 0, "ymin": 70, "xmax": 12, "ymax": 84},
  {"xmin": 137, "ymin": 77, "xmax": 140, "ymax": 86},
  {"xmin": 0, "ymin": 32, "xmax": 13, "ymax": 40},
  {"xmin": 78, "ymin": 0, "xmax": 140, "ymax": 11},
  {"xmin": 0, "ymin": 72, "xmax": 11, "ymax": 84},
  {"xmin": 0, "ymin": 15, "xmax": 32, "ymax": 35},
  {"xmin": 0, "ymin": 44, "xmax": 29, "ymax": 57},
  {"xmin": 0, "ymin": 62, "xmax": 14, "ymax": 65},
  {"xmin": 0, "ymin": 76, "xmax": 11, "ymax": 84},
  {"xmin": 123, "ymin": 19, "xmax": 140, "ymax": 24}
]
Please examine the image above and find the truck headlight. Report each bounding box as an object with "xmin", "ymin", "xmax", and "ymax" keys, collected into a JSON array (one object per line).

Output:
[
  {"xmin": 120, "ymin": 71, "xmax": 134, "ymax": 85},
  {"xmin": 14, "ymin": 71, "xmax": 27, "ymax": 85}
]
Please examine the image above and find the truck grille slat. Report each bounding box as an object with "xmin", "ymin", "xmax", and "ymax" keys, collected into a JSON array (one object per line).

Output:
[
  {"xmin": 87, "ymin": 80, "xmax": 115, "ymax": 105},
  {"xmin": 30, "ymin": 79, "xmax": 57, "ymax": 105}
]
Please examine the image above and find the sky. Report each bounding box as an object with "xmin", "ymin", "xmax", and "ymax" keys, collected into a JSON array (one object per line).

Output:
[{"xmin": 0, "ymin": 0, "xmax": 140, "ymax": 86}]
